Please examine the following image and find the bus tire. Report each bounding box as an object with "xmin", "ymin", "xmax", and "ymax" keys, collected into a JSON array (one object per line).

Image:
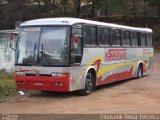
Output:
[
  {"xmin": 78, "ymin": 70, "xmax": 96, "ymax": 96},
  {"xmin": 136, "ymin": 64, "xmax": 143, "ymax": 79}
]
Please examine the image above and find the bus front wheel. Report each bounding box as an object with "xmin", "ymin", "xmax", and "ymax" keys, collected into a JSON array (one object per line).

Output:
[{"xmin": 78, "ymin": 70, "xmax": 95, "ymax": 96}]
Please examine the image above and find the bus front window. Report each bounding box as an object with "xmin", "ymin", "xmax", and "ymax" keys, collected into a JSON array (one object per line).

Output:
[
  {"xmin": 16, "ymin": 27, "xmax": 40, "ymax": 65},
  {"xmin": 39, "ymin": 27, "xmax": 69, "ymax": 66},
  {"xmin": 16, "ymin": 27, "xmax": 70, "ymax": 66}
]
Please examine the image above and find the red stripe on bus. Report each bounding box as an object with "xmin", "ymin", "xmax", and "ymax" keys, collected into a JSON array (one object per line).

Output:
[
  {"xmin": 92, "ymin": 59, "xmax": 101, "ymax": 73},
  {"xmin": 96, "ymin": 66, "xmax": 134, "ymax": 86}
]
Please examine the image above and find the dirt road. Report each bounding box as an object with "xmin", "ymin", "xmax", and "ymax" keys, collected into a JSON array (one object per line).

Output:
[{"xmin": 0, "ymin": 55, "xmax": 160, "ymax": 114}]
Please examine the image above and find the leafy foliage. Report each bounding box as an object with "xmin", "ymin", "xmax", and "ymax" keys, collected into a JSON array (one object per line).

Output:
[
  {"xmin": 0, "ymin": 0, "xmax": 160, "ymax": 22},
  {"xmin": 0, "ymin": 0, "xmax": 160, "ymax": 50}
]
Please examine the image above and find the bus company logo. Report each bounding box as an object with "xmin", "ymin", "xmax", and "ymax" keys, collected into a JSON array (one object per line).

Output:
[{"xmin": 106, "ymin": 49, "xmax": 127, "ymax": 60}]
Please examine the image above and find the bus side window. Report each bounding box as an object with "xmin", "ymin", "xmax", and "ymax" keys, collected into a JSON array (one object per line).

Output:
[
  {"xmin": 72, "ymin": 27, "xmax": 82, "ymax": 37},
  {"xmin": 111, "ymin": 29, "xmax": 121, "ymax": 46},
  {"xmin": 121, "ymin": 30, "xmax": 130, "ymax": 46},
  {"xmin": 90, "ymin": 26, "xmax": 97, "ymax": 45},
  {"xmin": 83, "ymin": 25, "xmax": 97, "ymax": 45},
  {"xmin": 104, "ymin": 28, "xmax": 110, "ymax": 45},
  {"xmin": 98, "ymin": 27, "xmax": 110, "ymax": 46},
  {"xmin": 98, "ymin": 27, "xmax": 105, "ymax": 45},
  {"xmin": 146, "ymin": 33, "xmax": 152, "ymax": 47},
  {"xmin": 83, "ymin": 25, "xmax": 91, "ymax": 45},
  {"xmin": 140, "ymin": 33, "xmax": 146, "ymax": 46},
  {"xmin": 131, "ymin": 31, "xmax": 138, "ymax": 46},
  {"xmin": 116, "ymin": 29, "xmax": 121, "ymax": 46},
  {"xmin": 110, "ymin": 29, "xmax": 116, "ymax": 45}
]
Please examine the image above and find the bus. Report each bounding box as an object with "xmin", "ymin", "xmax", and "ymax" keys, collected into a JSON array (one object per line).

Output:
[{"xmin": 15, "ymin": 18, "xmax": 153, "ymax": 95}]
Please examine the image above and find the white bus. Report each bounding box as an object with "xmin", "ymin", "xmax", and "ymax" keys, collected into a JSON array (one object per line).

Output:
[{"xmin": 15, "ymin": 18, "xmax": 153, "ymax": 95}]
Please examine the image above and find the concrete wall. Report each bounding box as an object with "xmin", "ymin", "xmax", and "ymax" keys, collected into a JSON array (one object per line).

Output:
[{"xmin": 0, "ymin": 30, "xmax": 17, "ymax": 72}]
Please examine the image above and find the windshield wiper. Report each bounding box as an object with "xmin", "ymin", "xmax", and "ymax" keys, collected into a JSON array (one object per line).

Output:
[
  {"xmin": 34, "ymin": 43, "xmax": 36, "ymax": 60},
  {"xmin": 41, "ymin": 43, "xmax": 44, "ymax": 59}
]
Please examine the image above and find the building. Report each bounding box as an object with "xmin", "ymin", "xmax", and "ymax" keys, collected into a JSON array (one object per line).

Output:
[{"xmin": 0, "ymin": 30, "xmax": 18, "ymax": 72}]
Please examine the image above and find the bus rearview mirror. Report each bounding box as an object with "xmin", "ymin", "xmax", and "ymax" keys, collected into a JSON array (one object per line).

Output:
[{"xmin": 72, "ymin": 35, "xmax": 79, "ymax": 49}]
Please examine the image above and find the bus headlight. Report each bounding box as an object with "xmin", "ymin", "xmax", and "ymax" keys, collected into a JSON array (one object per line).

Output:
[
  {"xmin": 16, "ymin": 71, "xmax": 25, "ymax": 76},
  {"xmin": 51, "ymin": 73, "xmax": 66, "ymax": 77}
]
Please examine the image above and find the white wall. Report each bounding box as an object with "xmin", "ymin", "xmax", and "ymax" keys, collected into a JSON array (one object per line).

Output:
[{"xmin": 0, "ymin": 32, "xmax": 17, "ymax": 72}]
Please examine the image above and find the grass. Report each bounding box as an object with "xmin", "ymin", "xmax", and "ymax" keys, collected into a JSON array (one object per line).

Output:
[{"xmin": 0, "ymin": 70, "xmax": 16, "ymax": 101}]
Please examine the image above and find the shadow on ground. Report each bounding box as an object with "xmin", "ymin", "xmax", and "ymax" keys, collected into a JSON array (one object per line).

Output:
[{"xmin": 27, "ymin": 76, "xmax": 148, "ymax": 99}]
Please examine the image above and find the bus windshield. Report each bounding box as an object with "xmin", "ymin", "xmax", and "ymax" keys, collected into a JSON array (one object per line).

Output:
[{"xmin": 16, "ymin": 26, "xmax": 70, "ymax": 66}]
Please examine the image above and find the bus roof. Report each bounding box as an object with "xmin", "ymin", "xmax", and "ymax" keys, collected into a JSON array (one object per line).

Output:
[{"xmin": 20, "ymin": 17, "xmax": 152, "ymax": 33}]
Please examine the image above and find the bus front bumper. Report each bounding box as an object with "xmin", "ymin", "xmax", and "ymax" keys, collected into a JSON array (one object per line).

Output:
[{"xmin": 15, "ymin": 75, "xmax": 70, "ymax": 92}]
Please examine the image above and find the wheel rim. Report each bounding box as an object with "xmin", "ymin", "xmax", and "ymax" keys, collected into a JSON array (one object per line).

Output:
[
  {"xmin": 138, "ymin": 67, "xmax": 142, "ymax": 78},
  {"xmin": 85, "ymin": 72, "xmax": 93, "ymax": 93}
]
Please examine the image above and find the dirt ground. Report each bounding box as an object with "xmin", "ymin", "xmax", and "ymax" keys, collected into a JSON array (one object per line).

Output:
[{"xmin": 0, "ymin": 55, "xmax": 160, "ymax": 114}]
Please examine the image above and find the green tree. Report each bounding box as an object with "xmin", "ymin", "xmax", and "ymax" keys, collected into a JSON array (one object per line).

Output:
[
  {"xmin": 144, "ymin": 0, "xmax": 160, "ymax": 19},
  {"xmin": 2, "ymin": 0, "xmax": 30, "ymax": 22}
]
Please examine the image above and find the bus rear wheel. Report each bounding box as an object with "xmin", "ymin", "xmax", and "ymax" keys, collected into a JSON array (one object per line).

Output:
[
  {"xmin": 136, "ymin": 64, "xmax": 143, "ymax": 79},
  {"xmin": 78, "ymin": 71, "xmax": 95, "ymax": 96}
]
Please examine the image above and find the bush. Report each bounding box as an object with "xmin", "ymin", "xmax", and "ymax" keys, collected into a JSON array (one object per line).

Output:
[
  {"xmin": 0, "ymin": 69, "xmax": 14, "ymax": 80},
  {"xmin": 0, "ymin": 70, "xmax": 16, "ymax": 101}
]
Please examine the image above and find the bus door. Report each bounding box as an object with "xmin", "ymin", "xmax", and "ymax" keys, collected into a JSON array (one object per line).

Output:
[{"xmin": 70, "ymin": 25, "xmax": 83, "ymax": 90}]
